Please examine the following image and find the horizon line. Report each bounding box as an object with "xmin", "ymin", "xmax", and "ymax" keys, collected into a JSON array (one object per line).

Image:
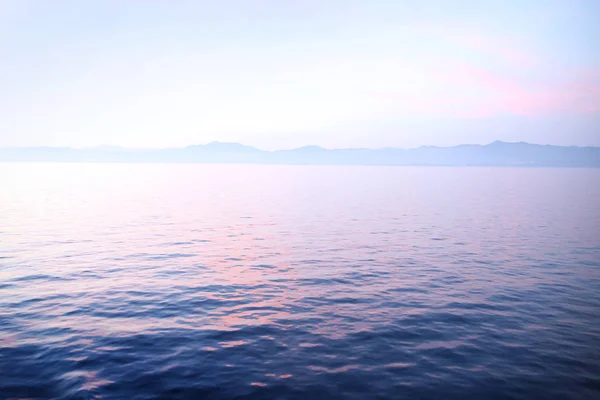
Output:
[{"xmin": 2, "ymin": 140, "xmax": 599, "ymax": 152}]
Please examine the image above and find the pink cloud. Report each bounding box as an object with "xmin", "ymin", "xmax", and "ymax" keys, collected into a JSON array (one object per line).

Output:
[
  {"xmin": 451, "ymin": 64, "xmax": 600, "ymax": 117},
  {"xmin": 371, "ymin": 64, "xmax": 600, "ymax": 118},
  {"xmin": 376, "ymin": 22, "xmax": 600, "ymax": 118}
]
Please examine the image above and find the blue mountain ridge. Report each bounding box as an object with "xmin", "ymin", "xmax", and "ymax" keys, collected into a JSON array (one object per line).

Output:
[{"xmin": 0, "ymin": 141, "xmax": 598, "ymax": 167}]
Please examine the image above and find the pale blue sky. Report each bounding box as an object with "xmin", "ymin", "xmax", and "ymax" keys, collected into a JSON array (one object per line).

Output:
[{"xmin": 1, "ymin": 0, "xmax": 598, "ymax": 149}]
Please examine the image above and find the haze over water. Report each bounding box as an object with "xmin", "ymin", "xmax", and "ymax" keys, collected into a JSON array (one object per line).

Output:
[{"xmin": 1, "ymin": 163, "xmax": 599, "ymax": 399}]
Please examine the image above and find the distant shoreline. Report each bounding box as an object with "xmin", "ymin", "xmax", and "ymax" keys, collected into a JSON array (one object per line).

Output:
[{"xmin": 1, "ymin": 141, "xmax": 599, "ymax": 167}]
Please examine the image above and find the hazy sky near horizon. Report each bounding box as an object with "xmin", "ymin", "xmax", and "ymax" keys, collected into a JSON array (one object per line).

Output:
[{"xmin": 1, "ymin": 0, "xmax": 599, "ymax": 150}]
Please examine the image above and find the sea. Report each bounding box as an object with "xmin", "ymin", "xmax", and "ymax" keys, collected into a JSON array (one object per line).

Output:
[{"xmin": 1, "ymin": 163, "xmax": 599, "ymax": 400}]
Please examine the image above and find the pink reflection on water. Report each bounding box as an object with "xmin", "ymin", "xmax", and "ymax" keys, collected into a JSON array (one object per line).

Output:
[
  {"xmin": 1, "ymin": 164, "xmax": 599, "ymax": 343},
  {"xmin": 61, "ymin": 370, "xmax": 113, "ymax": 391}
]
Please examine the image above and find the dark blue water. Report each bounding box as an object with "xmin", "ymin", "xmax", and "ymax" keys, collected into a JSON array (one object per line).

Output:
[{"xmin": 1, "ymin": 164, "xmax": 599, "ymax": 400}]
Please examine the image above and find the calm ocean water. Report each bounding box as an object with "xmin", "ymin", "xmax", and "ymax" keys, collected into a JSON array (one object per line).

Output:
[{"xmin": 1, "ymin": 163, "xmax": 599, "ymax": 400}]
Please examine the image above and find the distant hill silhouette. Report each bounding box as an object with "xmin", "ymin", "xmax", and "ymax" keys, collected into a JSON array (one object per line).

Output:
[{"xmin": 1, "ymin": 141, "xmax": 598, "ymax": 167}]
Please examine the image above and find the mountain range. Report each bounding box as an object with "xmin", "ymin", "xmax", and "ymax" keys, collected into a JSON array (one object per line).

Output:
[{"xmin": 0, "ymin": 141, "xmax": 598, "ymax": 167}]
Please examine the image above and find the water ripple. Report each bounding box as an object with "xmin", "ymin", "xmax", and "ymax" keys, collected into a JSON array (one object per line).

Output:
[{"xmin": 1, "ymin": 165, "xmax": 599, "ymax": 399}]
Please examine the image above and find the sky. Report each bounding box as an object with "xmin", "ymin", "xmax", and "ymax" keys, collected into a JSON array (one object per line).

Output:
[{"xmin": 0, "ymin": 0, "xmax": 599, "ymax": 150}]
